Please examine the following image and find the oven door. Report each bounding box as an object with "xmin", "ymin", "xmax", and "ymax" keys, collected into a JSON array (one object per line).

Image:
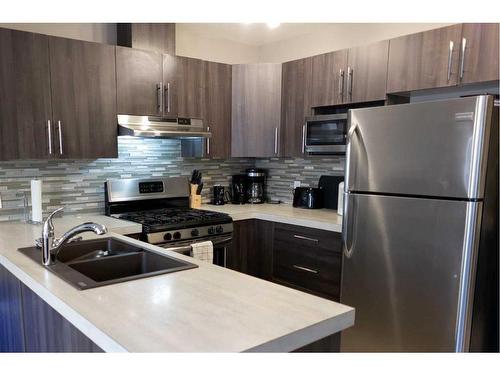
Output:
[
  {"xmin": 305, "ymin": 114, "xmax": 347, "ymax": 154},
  {"xmin": 158, "ymin": 235, "xmax": 232, "ymax": 267}
]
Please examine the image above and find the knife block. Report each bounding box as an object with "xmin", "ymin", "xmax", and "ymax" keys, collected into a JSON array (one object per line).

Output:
[{"xmin": 190, "ymin": 184, "xmax": 202, "ymax": 209}]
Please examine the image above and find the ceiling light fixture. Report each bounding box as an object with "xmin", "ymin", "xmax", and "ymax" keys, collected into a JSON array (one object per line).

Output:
[{"xmin": 266, "ymin": 22, "xmax": 280, "ymax": 29}]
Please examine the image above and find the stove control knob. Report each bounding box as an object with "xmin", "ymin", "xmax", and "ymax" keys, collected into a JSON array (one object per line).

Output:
[
  {"xmin": 173, "ymin": 232, "xmax": 181, "ymax": 240},
  {"xmin": 191, "ymin": 229, "xmax": 199, "ymax": 237},
  {"xmin": 208, "ymin": 227, "xmax": 215, "ymax": 235},
  {"xmin": 164, "ymin": 233, "xmax": 172, "ymax": 241},
  {"xmin": 216, "ymin": 225, "xmax": 224, "ymax": 234}
]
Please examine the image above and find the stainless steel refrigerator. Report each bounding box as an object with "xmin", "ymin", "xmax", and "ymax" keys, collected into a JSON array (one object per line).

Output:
[{"xmin": 340, "ymin": 95, "xmax": 498, "ymax": 352}]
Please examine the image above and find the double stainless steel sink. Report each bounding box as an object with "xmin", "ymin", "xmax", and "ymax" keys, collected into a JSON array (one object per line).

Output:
[{"xmin": 18, "ymin": 238, "xmax": 198, "ymax": 290}]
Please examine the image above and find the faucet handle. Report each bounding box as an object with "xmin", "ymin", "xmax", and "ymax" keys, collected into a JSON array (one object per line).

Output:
[{"xmin": 43, "ymin": 207, "xmax": 64, "ymax": 234}]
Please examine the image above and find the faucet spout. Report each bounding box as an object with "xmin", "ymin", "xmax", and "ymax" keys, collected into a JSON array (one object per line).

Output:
[{"xmin": 40, "ymin": 207, "xmax": 108, "ymax": 266}]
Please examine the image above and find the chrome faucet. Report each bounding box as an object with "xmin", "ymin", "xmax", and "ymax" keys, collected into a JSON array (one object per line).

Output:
[{"xmin": 38, "ymin": 207, "xmax": 108, "ymax": 266}]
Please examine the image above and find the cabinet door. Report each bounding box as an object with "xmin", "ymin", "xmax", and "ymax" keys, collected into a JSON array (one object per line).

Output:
[
  {"xmin": 0, "ymin": 265, "xmax": 25, "ymax": 352},
  {"xmin": 20, "ymin": 283, "xmax": 102, "ymax": 352},
  {"xmin": 231, "ymin": 63, "xmax": 282, "ymax": 157},
  {"xmin": 387, "ymin": 24, "xmax": 463, "ymax": 93},
  {"xmin": 459, "ymin": 23, "xmax": 500, "ymax": 84},
  {"xmin": 205, "ymin": 61, "xmax": 232, "ymax": 158},
  {"xmin": 0, "ymin": 28, "xmax": 52, "ymax": 160},
  {"xmin": 49, "ymin": 37, "xmax": 117, "ymax": 159},
  {"xmin": 347, "ymin": 40, "xmax": 389, "ymax": 103},
  {"xmin": 281, "ymin": 58, "xmax": 313, "ymax": 157},
  {"xmin": 176, "ymin": 56, "xmax": 207, "ymax": 119},
  {"xmin": 162, "ymin": 53, "xmax": 178, "ymax": 118},
  {"xmin": 229, "ymin": 220, "xmax": 273, "ymax": 280},
  {"xmin": 310, "ymin": 50, "xmax": 348, "ymax": 107},
  {"xmin": 116, "ymin": 46, "xmax": 163, "ymax": 117}
]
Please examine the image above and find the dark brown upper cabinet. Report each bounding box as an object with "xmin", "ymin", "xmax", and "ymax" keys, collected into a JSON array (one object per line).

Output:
[
  {"xmin": 117, "ymin": 23, "xmax": 176, "ymax": 55},
  {"xmin": 281, "ymin": 58, "xmax": 313, "ymax": 157},
  {"xmin": 162, "ymin": 53, "xmax": 178, "ymax": 118},
  {"xmin": 387, "ymin": 24, "xmax": 463, "ymax": 93},
  {"xmin": 459, "ymin": 23, "xmax": 499, "ymax": 85},
  {"xmin": 0, "ymin": 28, "xmax": 52, "ymax": 161},
  {"xmin": 346, "ymin": 40, "xmax": 389, "ymax": 103},
  {"xmin": 231, "ymin": 63, "xmax": 282, "ymax": 158},
  {"xmin": 310, "ymin": 50, "xmax": 348, "ymax": 107},
  {"xmin": 116, "ymin": 46, "xmax": 163, "ymax": 117},
  {"xmin": 176, "ymin": 56, "xmax": 207, "ymax": 119},
  {"xmin": 205, "ymin": 61, "xmax": 232, "ymax": 158},
  {"xmin": 49, "ymin": 37, "xmax": 117, "ymax": 159}
]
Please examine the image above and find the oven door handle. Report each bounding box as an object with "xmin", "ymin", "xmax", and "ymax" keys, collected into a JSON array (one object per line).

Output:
[{"xmin": 163, "ymin": 235, "xmax": 233, "ymax": 253}]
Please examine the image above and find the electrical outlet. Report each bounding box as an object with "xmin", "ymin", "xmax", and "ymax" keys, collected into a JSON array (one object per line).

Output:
[{"xmin": 293, "ymin": 181, "xmax": 301, "ymax": 189}]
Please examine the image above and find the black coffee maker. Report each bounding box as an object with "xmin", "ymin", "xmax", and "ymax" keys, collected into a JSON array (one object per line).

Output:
[{"xmin": 230, "ymin": 174, "xmax": 246, "ymax": 204}]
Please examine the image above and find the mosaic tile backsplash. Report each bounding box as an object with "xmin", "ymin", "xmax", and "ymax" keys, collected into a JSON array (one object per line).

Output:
[{"xmin": 0, "ymin": 137, "xmax": 344, "ymax": 221}]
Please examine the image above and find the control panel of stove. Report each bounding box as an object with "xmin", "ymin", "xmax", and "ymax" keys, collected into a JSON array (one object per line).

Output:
[{"xmin": 146, "ymin": 223, "xmax": 233, "ymax": 245}]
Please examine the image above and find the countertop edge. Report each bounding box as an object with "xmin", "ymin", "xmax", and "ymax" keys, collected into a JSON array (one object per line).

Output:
[
  {"xmin": 0, "ymin": 254, "xmax": 127, "ymax": 353},
  {"xmin": 244, "ymin": 308, "xmax": 354, "ymax": 352}
]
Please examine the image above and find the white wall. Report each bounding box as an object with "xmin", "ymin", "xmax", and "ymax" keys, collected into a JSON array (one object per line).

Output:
[
  {"xmin": 0, "ymin": 23, "xmax": 117, "ymax": 44},
  {"xmin": 175, "ymin": 25, "xmax": 260, "ymax": 64}
]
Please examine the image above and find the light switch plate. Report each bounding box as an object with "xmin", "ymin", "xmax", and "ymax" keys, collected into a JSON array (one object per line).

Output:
[{"xmin": 293, "ymin": 181, "xmax": 301, "ymax": 189}]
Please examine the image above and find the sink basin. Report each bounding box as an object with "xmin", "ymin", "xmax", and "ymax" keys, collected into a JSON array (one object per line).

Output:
[{"xmin": 18, "ymin": 238, "xmax": 198, "ymax": 290}]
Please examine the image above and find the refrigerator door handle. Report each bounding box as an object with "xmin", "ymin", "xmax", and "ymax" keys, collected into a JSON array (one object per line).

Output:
[{"xmin": 342, "ymin": 193, "xmax": 355, "ymax": 259}]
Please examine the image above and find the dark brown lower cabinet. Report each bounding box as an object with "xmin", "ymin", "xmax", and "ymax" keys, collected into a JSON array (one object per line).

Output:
[
  {"xmin": 229, "ymin": 220, "xmax": 273, "ymax": 280},
  {"xmin": 0, "ymin": 265, "xmax": 25, "ymax": 352},
  {"xmin": 0, "ymin": 265, "xmax": 102, "ymax": 353},
  {"xmin": 230, "ymin": 220, "xmax": 342, "ymax": 301},
  {"xmin": 272, "ymin": 223, "xmax": 342, "ymax": 301}
]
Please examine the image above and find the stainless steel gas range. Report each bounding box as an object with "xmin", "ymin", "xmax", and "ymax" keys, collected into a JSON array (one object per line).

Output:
[{"xmin": 104, "ymin": 177, "xmax": 233, "ymax": 267}]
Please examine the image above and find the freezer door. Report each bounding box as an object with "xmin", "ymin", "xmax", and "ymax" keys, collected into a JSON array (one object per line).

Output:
[
  {"xmin": 340, "ymin": 193, "xmax": 482, "ymax": 352},
  {"xmin": 346, "ymin": 95, "xmax": 493, "ymax": 199}
]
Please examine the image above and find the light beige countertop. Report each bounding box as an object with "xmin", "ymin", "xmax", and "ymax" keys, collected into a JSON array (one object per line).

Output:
[
  {"xmin": 0, "ymin": 214, "xmax": 354, "ymax": 352},
  {"xmin": 201, "ymin": 203, "xmax": 343, "ymax": 233}
]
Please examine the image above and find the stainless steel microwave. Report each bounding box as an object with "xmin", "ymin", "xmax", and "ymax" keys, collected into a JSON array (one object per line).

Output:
[{"xmin": 304, "ymin": 113, "xmax": 347, "ymax": 154}]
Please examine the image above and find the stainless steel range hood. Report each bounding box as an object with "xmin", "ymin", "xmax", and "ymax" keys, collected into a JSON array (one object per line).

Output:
[{"xmin": 117, "ymin": 115, "xmax": 211, "ymax": 139}]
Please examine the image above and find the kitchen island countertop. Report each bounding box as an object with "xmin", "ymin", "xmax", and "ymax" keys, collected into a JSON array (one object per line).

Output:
[{"xmin": 0, "ymin": 213, "xmax": 353, "ymax": 352}]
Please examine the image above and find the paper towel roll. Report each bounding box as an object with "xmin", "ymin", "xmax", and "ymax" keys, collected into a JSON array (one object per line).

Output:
[{"xmin": 31, "ymin": 179, "xmax": 43, "ymax": 223}]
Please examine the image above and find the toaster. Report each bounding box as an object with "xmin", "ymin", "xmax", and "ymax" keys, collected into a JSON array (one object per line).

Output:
[{"xmin": 292, "ymin": 187, "xmax": 324, "ymax": 209}]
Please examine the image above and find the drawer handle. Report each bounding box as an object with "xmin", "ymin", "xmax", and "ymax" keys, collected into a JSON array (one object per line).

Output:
[
  {"xmin": 293, "ymin": 234, "xmax": 319, "ymax": 243},
  {"xmin": 293, "ymin": 265, "xmax": 318, "ymax": 274}
]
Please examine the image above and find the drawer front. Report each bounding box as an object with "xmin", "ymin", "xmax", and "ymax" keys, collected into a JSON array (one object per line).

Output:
[
  {"xmin": 273, "ymin": 223, "xmax": 342, "ymax": 299},
  {"xmin": 273, "ymin": 223, "xmax": 342, "ymax": 253}
]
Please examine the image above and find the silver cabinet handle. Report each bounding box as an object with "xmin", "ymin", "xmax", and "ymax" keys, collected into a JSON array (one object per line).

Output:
[
  {"xmin": 301, "ymin": 124, "xmax": 306, "ymax": 154},
  {"xmin": 206, "ymin": 126, "xmax": 210, "ymax": 156},
  {"xmin": 165, "ymin": 82, "xmax": 171, "ymax": 113},
  {"xmin": 47, "ymin": 120, "xmax": 52, "ymax": 155},
  {"xmin": 57, "ymin": 121, "xmax": 63, "ymax": 155},
  {"xmin": 293, "ymin": 234, "xmax": 319, "ymax": 243},
  {"xmin": 293, "ymin": 265, "xmax": 318, "ymax": 274},
  {"xmin": 347, "ymin": 66, "xmax": 353, "ymax": 100},
  {"xmin": 156, "ymin": 82, "xmax": 163, "ymax": 113},
  {"xmin": 459, "ymin": 37, "xmax": 467, "ymax": 80},
  {"xmin": 447, "ymin": 40, "xmax": 454, "ymax": 81},
  {"xmin": 274, "ymin": 127, "xmax": 278, "ymax": 154},
  {"xmin": 338, "ymin": 69, "xmax": 345, "ymax": 100}
]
